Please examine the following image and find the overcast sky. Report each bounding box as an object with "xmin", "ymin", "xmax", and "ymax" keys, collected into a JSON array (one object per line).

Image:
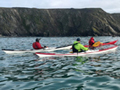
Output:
[{"xmin": 0, "ymin": 0, "xmax": 120, "ymax": 13}]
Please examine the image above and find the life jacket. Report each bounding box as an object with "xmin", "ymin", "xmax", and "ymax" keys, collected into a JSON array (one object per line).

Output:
[{"xmin": 72, "ymin": 43, "xmax": 79, "ymax": 53}]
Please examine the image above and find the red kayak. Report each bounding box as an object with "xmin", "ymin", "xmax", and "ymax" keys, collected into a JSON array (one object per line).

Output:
[{"xmin": 84, "ymin": 40, "xmax": 118, "ymax": 47}]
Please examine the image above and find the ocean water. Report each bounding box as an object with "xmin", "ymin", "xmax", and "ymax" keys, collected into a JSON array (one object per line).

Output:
[{"xmin": 0, "ymin": 36, "xmax": 120, "ymax": 90}]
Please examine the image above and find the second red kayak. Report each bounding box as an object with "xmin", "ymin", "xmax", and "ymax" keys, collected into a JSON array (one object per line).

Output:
[{"xmin": 84, "ymin": 40, "xmax": 118, "ymax": 47}]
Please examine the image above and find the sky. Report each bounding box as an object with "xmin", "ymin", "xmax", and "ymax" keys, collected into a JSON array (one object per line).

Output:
[{"xmin": 0, "ymin": 0, "xmax": 120, "ymax": 13}]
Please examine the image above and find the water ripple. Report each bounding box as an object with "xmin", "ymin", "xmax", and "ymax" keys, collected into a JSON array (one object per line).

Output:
[{"xmin": 0, "ymin": 37, "xmax": 120, "ymax": 90}]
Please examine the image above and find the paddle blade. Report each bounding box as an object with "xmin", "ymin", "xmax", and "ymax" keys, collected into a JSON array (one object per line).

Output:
[
  {"xmin": 69, "ymin": 51, "xmax": 73, "ymax": 53},
  {"xmin": 92, "ymin": 41, "xmax": 101, "ymax": 47}
]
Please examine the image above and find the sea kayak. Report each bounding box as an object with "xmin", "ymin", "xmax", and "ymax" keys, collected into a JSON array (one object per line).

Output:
[
  {"xmin": 2, "ymin": 45, "xmax": 72, "ymax": 54},
  {"xmin": 35, "ymin": 45, "xmax": 118, "ymax": 57},
  {"xmin": 84, "ymin": 40, "xmax": 118, "ymax": 47},
  {"xmin": 2, "ymin": 40, "xmax": 118, "ymax": 54}
]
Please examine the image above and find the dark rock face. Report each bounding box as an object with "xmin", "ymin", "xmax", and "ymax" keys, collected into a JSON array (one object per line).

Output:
[{"xmin": 0, "ymin": 7, "xmax": 120, "ymax": 36}]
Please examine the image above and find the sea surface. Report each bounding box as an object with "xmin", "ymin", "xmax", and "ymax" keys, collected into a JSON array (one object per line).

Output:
[{"xmin": 0, "ymin": 36, "xmax": 120, "ymax": 90}]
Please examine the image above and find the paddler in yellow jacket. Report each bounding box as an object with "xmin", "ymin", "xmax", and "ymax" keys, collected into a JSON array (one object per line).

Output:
[{"xmin": 72, "ymin": 38, "xmax": 88, "ymax": 53}]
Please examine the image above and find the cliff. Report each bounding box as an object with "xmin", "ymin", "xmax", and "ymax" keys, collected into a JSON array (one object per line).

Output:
[{"xmin": 0, "ymin": 7, "xmax": 120, "ymax": 36}]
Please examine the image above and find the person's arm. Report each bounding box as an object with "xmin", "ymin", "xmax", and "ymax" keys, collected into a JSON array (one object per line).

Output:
[{"xmin": 79, "ymin": 44, "xmax": 88, "ymax": 51}]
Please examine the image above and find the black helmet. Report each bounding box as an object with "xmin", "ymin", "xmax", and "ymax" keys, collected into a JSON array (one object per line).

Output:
[
  {"xmin": 36, "ymin": 38, "xmax": 41, "ymax": 42},
  {"xmin": 76, "ymin": 38, "xmax": 80, "ymax": 41}
]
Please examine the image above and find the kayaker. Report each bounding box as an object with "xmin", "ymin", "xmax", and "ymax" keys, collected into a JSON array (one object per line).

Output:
[
  {"xmin": 89, "ymin": 37, "xmax": 95, "ymax": 46},
  {"xmin": 89, "ymin": 37, "xmax": 95, "ymax": 49},
  {"xmin": 72, "ymin": 38, "xmax": 88, "ymax": 53},
  {"xmin": 32, "ymin": 38, "xmax": 47, "ymax": 49}
]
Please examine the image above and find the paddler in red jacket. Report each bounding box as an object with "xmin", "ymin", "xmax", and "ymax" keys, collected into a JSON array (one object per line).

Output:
[
  {"xmin": 89, "ymin": 37, "xmax": 95, "ymax": 48},
  {"xmin": 32, "ymin": 38, "xmax": 45, "ymax": 49}
]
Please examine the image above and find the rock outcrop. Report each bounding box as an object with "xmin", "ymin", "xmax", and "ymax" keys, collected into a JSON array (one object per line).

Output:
[{"xmin": 0, "ymin": 7, "xmax": 120, "ymax": 36}]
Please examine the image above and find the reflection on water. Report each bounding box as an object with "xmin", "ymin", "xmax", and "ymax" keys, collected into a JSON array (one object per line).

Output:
[{"xmin": 0, "ymin": 37, "xmax": 120, "ymax": 90}]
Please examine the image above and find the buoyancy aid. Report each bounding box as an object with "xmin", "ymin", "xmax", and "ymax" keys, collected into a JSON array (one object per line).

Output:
[{"xmin": 72, "ymin": 43, "xmax": 79, "ymax": 52}]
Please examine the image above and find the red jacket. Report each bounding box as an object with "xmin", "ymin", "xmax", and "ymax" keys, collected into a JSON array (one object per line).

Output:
[
  {"xmin": 32, "ymin": 42, "xmax": 43, "ymax": 49},
  {"xmin": 89, "ymin": 37, "xmax": 95, "ymax": 46}
]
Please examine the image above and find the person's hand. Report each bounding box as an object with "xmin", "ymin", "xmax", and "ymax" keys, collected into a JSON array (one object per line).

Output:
[{"xmin": 44, "ymin": 46, "xmax": 48, "ymax": 48}]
